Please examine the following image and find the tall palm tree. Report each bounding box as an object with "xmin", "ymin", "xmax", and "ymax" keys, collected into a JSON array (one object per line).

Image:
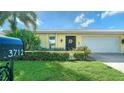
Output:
[{"xmin": 0, "ymin": 11, "xmax": 37, "ymax": 31}]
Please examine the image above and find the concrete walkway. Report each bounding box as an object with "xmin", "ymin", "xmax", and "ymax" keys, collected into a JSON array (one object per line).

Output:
[{"xmin": 103, "ymin": 62, "xmax": 124, "ymax": 73}]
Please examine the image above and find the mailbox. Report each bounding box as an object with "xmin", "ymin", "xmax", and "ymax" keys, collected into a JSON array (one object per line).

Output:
[
  {"xmin": 0, "ymin": 36, "xmax": 24, "ymax": 81},
  {"xmin": 0, "ymin": 36, "xmax": 24, "ymax": 61}
]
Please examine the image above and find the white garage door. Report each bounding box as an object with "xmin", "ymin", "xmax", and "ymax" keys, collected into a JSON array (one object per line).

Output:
[{"xmin": 82, "ymin": 37, "xmax": 121, "ymax": 53}]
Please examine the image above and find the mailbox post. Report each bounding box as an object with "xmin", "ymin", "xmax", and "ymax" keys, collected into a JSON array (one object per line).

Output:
[{"xmin": 0, "ymin": 36, "xmax": 24, "ymax": 81}]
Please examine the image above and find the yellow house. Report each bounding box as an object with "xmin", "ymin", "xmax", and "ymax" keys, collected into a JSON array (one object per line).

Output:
[{"xmin": 37, "ymin": 29, "xmax": 124, "ymax": 53}]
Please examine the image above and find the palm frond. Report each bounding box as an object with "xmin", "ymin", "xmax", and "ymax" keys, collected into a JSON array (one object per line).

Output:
[
  {"xmin": 0, "ymin": 11, "xmax": 37, "ymax": 31},
  {"xmin": 0, "ymin": 11, "xmax": 10, "ymax": 26}
]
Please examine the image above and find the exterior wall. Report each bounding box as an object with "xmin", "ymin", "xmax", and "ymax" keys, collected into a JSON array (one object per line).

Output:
[
  {"xmin": 37, "ymin": 34, "xmax": 49, "ymax": 48},
  {"xmin": 56, "ymin": 34, "xmax": 66, "ymax": 49},
  {"xmin": 37, "ymin": 33, "xmax": 124, "ymax": 53}
]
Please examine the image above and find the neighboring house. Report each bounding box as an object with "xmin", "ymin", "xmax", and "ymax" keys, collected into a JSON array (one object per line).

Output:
[
  {"xmin": 0, "ymin": 31, "xmax": 5, "ymax": 36},
  {"xmin": 37, "ymin": 29, "xmax": 124, "ymax": 53}
]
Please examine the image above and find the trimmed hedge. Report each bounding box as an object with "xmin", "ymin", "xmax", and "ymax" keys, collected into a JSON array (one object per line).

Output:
[
  {"xmin": 23, "ymin": 51, "xmax": 69, "ymax": 61},
  {"xmin": 39, "ymin": 48, "xmax": 65, "ymax": 51}
]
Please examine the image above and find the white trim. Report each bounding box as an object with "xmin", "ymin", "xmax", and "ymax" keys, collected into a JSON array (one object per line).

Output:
[{"xmin": 36, "ymin": 29, "xmax": 124, "ymax": 34}]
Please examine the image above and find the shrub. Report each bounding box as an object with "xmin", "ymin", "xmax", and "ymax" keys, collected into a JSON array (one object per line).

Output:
[
  {"xmin": 73, "ymin": 52, "xmax": 85, "ymax": 60},
  {"xmin": 74, "ymin": 46, "xmax": 86, "ymax": 51},
  {"xmin": 50, "ymin": 48, "xmax": 65, "ymax": 51},
  {"xmin": 23, "ymin": 51, "xmax": 69, "ymax": 61},
  {"xmin": 74, "ymin": 46, "xmax": 89, "ymax": 51},
  {"xmin": 74, "ymin": 46, "xmax": 91, "ymax": 60},
  {"xmin": 39, "ymin": 47, "xmax": 65, "ymax": 51},
  {"xmin": 5, "ymin": 29, "xmax": 41, "ymax": 51},
  {"xmin": 84, "ymin": 49, "xmax": 91, "ymax": 59}
]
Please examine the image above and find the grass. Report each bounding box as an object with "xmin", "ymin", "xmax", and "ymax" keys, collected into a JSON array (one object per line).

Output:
[{"xmin": 1, "ymin": 61, "xmax": 124, "ymax": 81}]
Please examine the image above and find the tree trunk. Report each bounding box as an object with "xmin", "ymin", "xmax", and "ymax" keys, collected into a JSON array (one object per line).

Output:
[{"xmin": 11, "ymin": 12, "xmax": 17, "ymax": 32}]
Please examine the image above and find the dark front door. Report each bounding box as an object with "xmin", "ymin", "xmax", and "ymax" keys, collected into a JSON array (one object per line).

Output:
[{"xmin": 66, "ymin": 36, "xmax": 76, "ymax": 50}]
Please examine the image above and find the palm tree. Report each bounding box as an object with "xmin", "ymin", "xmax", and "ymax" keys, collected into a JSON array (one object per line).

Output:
[{"xmin": 0, "ymin": 11, "xmax": 37, "ymax": 31}]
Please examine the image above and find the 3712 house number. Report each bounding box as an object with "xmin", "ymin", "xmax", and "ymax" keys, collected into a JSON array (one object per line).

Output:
[{"xmin": 8, "ymin": 49, "xmax": 24, "ymax": 57}]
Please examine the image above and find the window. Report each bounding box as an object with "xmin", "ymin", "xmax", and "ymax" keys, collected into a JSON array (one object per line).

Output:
[{"xmin": 49, "ymin": 36, "xmax": 56, "ymax": 49}]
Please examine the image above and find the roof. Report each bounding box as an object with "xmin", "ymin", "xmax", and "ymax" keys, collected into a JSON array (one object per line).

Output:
[{"xmin": 36, "ymin": 29, "xmax": 124, "ymax": 35}]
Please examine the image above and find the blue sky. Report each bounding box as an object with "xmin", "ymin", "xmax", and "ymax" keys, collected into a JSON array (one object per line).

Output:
[
  {"xmin": 1, "ymin": 11, "xmax": 124, "ymax": 31},
  {"xmin": 37, "ymin": 11, "xmax": 124, "ymax": 30}
]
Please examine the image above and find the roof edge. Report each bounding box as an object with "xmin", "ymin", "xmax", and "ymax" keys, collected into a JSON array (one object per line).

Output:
[{"xmin": 36, "ymin": 29, "xmax": 124, "ymax": 34}]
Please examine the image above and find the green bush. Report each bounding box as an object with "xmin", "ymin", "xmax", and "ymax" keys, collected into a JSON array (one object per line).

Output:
[
  {"xmin": 23, "ymin": 51, "xmax": 69, "ymax": 61},
  {"xmin": 75, "ymin": 46, "xmax": 89, "ymax": 51},
  {"xmin": 39, "ymin": 47, "xmax": 65, "ymax": 51},
  {"xmin": 74, "ymin": 46, "xmax": 87, "ymax": 51},
  {"xmin": 5, "ymin": 29, "xmax": 41, "ymax": 51},
  {"xmin": 74, "ymin": 46, "xmax": 91, "ymax": 60},
  {"xmin": 73, "ymin": 52, "xmax": 85, "ymax": 60},
  {"xmin": 84, "ymin": 49, "xmax": 91, "ymax": 58}
]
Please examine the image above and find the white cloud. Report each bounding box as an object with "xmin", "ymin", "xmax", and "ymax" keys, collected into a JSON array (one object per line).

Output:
[
  {"xmin": 80, "ymin": 19, "xmax": 95, "ymax": 27},
  {"xmin": 101, "ymin": 11, "xmax": 123, "ymax": 19},
  {"xmin": 108, "ymin": 26, "xmax": 115, "ymax": 29},
  {"xmin": 74, "ymin": 13, "xmax": 95, "ymax": 28},
  {"xmin": 74, "ymin": 13, "xmax": 85, "ymax": 23}
]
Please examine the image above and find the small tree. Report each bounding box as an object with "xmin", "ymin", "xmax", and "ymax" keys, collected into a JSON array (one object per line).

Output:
[{"xmin": 6, "ymin": 29, "xmax": 41, "ymax": 50}]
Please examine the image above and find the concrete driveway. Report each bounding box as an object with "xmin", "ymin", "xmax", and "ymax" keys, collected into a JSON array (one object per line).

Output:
[
  {"xmin": 90, "ymin": 53, "xmax": 124, "ymax": 62},
  {"xmin": 90, "ymin": 53, "xmax": 124, "ymax": 73}
]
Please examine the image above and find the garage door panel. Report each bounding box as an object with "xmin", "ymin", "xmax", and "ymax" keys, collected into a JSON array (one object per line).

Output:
[{"xmin": 82, "ymin": 37, "xmax": 120, "ymax": 53}]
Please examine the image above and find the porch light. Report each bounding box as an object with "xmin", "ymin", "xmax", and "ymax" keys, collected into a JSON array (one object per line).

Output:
[
  {"xmin": 122, "ymin": 39, "xmax": 124, "ymax": 44},
  {"xmin": 60, "ymin": 39, "xmax": 63, "ymax": 42}
]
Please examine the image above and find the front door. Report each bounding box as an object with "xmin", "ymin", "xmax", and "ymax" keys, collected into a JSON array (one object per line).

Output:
[{"xmin": 66, "ymin": 36, "xmax": 76, "ymax": 50}]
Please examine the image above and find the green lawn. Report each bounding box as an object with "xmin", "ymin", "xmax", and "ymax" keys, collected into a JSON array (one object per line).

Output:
[{"xmin": 1, "ymin": 61, "xmax": 124, "ymax": 81}]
